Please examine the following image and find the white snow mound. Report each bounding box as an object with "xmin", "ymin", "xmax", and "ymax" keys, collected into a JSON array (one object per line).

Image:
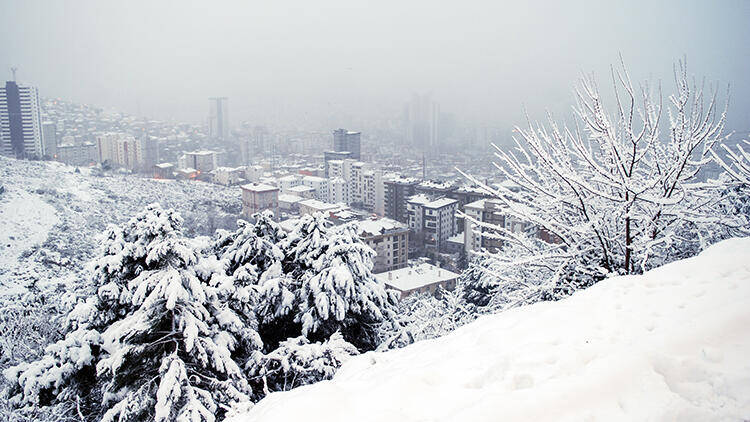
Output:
[{"xmin": 232, "ymin": 238, "xmax": 750, "ymax": 421}]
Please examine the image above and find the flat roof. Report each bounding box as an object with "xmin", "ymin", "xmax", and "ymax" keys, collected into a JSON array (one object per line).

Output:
[
  {"xmin": 278, "ymin": 194, "xmax": 304, "ymax": 203},
  {"xmin": 424, "ymin": 197, "xmax": 458, "ymax": 209},
  {"xmin": 376, "ymin": 263, "xmax": 459, "ymax": 291},
  {"xmin": 299, "ymin": 198, "xmax": 340, "ymax": 211},
  {"xmin": 241, "ymin": 183, "xmax": 278, "ymax": 192},
  {"xmin": 357, "ymin": 218, "xmax": 408, "ymax": 237}
]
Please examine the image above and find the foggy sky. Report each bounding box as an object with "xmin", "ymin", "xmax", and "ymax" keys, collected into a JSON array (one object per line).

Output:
[{"xmin": 2, "ymin": 0, "xmax": 749, "ymax": 134}]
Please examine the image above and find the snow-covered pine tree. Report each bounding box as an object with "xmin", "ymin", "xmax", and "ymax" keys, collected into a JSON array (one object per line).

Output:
[
  {"xmin": 458, "ymin": 58, "xmax": 742, "ymax": 308},
  {"xmin": 296, "ymin": 223, "xmax": 398, "ymax": 351},
  {"xmin": 206, "ymin": 213, "xmax": 286, "ymax": 355},
  {"xmin": 249, "ymin": 214, "xmax": 332, "ymax": 350},
  {"xmin": 5, "ymin": 204, "xmax": 260, "ymax": 421}
]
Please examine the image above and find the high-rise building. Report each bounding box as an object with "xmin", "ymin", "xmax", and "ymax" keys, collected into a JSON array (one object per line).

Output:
[
  {"xmin": 42, "ymin": 121, "xmax": 57, "ymax": 159},
  {"xmin": 1, "ymin": 80, "xmax": 44, "ymax": 158},
  {"xmin": 209, "ymin": 97, "xmax": 229, "ymax": 140},
  {"xmin": 404, "ymin": 94, "xmax": 439, "ymax": 151},
  {"xmin": 96, "ymin": 133, "xmax": 158, "ymax": 171},
  {"xmin": 332, "ymin": 128, "xmax": 361, "ymax": 160},
  {"xmin": 384, "ymin": 176, "xmax": 419, "ymax": 223}
]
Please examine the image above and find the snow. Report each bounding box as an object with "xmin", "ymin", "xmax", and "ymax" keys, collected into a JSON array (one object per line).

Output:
[
  {"xmin": 231, "ymin": 238, "xmax": 750, "ymax": 421},
  {"xmin": 0, "ymin": 185, "xmax": 59, "ymax": 293},
  {"xmin": 376, "ymin": 263, "xmax": 459, "ymax": 292},
  {"xmin": 241, "ymin": 183, "xmax": 277, "ymax": 192},
  {"xmin": 356, "ymin": 218, "xmax": 406, "ymax": 237}
]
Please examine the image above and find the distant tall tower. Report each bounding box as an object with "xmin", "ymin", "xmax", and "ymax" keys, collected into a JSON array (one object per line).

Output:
[
  {"xmin": 404, "ymin": 94, "xmax": 439, "ymax": 151},
  {"xmin": 1, "ymin": 71, "xmax": 45, "ymax": 158},
  {"xmin": 208, "ymin": 97, "xmax": 229, "ymax": 140},
  {"xmin": 332, "ymin": 128, "xmax": 361, "ymax": 160}
]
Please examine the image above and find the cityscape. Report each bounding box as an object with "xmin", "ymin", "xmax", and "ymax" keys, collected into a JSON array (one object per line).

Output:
[{"xmin": 1, "ymin": 1, "xmax": 749, "ymax": 421}]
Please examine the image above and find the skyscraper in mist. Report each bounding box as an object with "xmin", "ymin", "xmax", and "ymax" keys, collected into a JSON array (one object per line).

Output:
[
  {"xmin": 1, "ymin": 79, "xmax": 44, "ymax": 158},
  {"xmin": 404, "ymin": 94, "xmax": 439, "ymax": 151},
  {"xmin": 332, "ymin": 128, "xmax": 361, "ymax": 160},
  {"xmin": 208, "ymin": 97, "xmax": 229, "ymax": 140}
]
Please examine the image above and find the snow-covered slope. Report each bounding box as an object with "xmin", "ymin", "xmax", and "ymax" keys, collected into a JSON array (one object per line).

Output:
[
  {"xmin": 0, "ymin": 156, "xmax": 242, "ymax": 296},
  {"xmin": 233, "ymin": 238, "xmax": 750, "ymax": 421}
]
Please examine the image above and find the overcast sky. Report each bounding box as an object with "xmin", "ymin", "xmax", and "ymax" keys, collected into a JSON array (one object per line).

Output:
[{"xmin": 1, "ymin": 0, "xmax": 749, "ymax": 134}]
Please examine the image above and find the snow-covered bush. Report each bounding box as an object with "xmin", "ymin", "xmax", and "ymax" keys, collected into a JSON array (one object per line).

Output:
[
  {"xmin": 247, "ymin": 332, "xmax": 358, "ymax": 399},
  {"xmin": 379, "ymin": 287, "xmax": 475, "ymax": 350},
  {"xmin": 459, "ymin": 59, "xmax": 745, "ymax": 309}
]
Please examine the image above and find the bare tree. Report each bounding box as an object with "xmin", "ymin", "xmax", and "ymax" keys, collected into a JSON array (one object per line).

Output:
[
  {"xmin": 459, "ymin": 58, "xmax": 742, "ymax": 307},
  {"xmin": 711, "ymin": 139, "xmax": 750, "ymax": 184}
]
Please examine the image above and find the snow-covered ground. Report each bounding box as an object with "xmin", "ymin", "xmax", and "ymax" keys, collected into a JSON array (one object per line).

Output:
[
  {"xmin": 0, "ymin": 156, "xmax": 242, "ymax": 297},
  {"xmin": 233, "ymin": 238, "xmax": 750, "ymax": 421},
  {"xmin": 0, "ymin": 186, "xmax": 59, "ymax": 294}
]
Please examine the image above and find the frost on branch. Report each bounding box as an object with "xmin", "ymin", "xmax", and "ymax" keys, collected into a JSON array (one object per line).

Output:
[{"xmin": 458, "ymin": 58, "xmax": 744, "ymax": 310}]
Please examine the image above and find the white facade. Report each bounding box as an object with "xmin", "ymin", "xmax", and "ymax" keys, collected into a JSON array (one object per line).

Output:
[
  {"xmin": 278, "ymin": 174, "xmax": 302, "ymax": 193},
  {"xmin": 328, "ymin": 177, "xmax": 347, "ymax": 204},
  {"xmin": 408, "ymin": 195, "xmax": 458, "ymax": 253},
  {"xmin": 302, "ymin": 175, "xmax": 329, "ymax": 202},
  {"xmin": 245, "ymin": 165, "xmax": 264, "ymax": 183}
]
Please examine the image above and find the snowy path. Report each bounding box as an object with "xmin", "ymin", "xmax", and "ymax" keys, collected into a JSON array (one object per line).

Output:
[
  {"xmin": 0, "ymin": 186, "xmax": 59, "ymax": 293},
  {"xmin": 233, "ymin": 238, "xmax": 750, "ymax": 421}
]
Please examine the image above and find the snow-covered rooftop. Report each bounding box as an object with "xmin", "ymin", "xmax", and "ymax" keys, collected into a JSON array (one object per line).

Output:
[
  {"xmin": 376, "ymin": 263, "xmax": 459, "ymax": 292},
  {"xmin": 357, "ymin": 218, "xmax": 408, "ymax": 237},
  {"xmin": 278, "ymin": 194, "xmax": 303, "ymax": 203},
  {"xmin": 230, "ymin": 238, "xmax": 750, "ymax": 421},
  {"xmin": 241, "ymin": 183, "xmax": 277, "ymax": 192},
  {"xmin": 287, "ymin": 185, "xmax": 314, "ymax": 193},
  {"xmin": 299, "ymin": 199, "xmax": 340, "ymax": 212},
  {"xmin": 424, "ymin": 197, "xmax": 458, "ymax": 209}
]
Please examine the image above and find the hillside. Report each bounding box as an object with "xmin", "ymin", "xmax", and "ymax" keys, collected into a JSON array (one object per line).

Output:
[
  {"xmin": 0, "ymin": 157, "xmax": 242, "ymax": 296},
  {"xmin": 231, "ymin": 238, "xmax": 750, "ymax": 421}
]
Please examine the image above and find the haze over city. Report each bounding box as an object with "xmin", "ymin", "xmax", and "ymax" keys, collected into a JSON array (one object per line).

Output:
[
  {"xmin": 1, "ymin": 2, "xmax": 750, "ymax": 421},
  {"xmin": 2, "ymin": 0, "xmax": 750, "ymax": 136}
]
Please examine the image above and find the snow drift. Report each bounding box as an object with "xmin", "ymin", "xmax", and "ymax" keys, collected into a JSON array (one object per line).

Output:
[{"xmin": 232, "ymin": 238, "xmax": 750, "ymax": 421}]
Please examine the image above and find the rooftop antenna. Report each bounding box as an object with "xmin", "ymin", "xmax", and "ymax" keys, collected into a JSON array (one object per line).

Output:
[{"xmin": 10, "ymin": 67, "xmax": 17, "ymax": 81}]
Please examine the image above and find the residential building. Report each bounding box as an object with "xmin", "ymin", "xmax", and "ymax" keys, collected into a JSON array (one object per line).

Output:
[
  {"xmin": 332, "ymin": 128, "xmax": 361, "ymax": 160},
  {"xmin": 241, "ymin": 183, "xmax": 279, "ymax": 220},
  {"xmin": 384, "ymin": 176, "xmax": 419, "ymax": 223},
  {"xmin": 1, "ymin": 80, "xmax": 44, "ymax": 158},
  {"xmin": 376, "ymin": 263, "xmax": 459, "ymax": 299},
  {"xmin": 56, "ymin": 142, "xmax": 97, "ymax": 166},
  {"xmin": 357, "ymin": 218, "xmax": 409, "ymax": 273},
  {"xmin": 154, "ymin": 163, "xmax": 175, "ymax": 179},
  {"xmin": 328, "ymin": 177, "xmax": 347, "ymax": 204},
  {"xmin": 324, "ymin": 151, "xmax": 351, "ymax": 177},
  {"xmin": 96, "ymin": 133, "xmax": 141, "ymax": 170},
  {"xmin": 245, "ymin": 165, "xmax": 264, "ymax": 183},
  {"xmin": 278, "ymin": 194, "xmax": 304, "ymax": 214},
  {"xmin": 463, "ymin": 199, "xmax": 505, "ymax": 255},
  {"xmin": 180, "ymin": 150, "xmax": 217, "ymax": 174},
  {"xmin": 41, "ymin": 121, "xmax": 56, "ymax": 159},
  {"xmin": 278, "ymin": 174, "xmax": 302, "ymax": 193},
  {"xmin": 301, "ymin": 175, "xmax": 329, "ymax": 202},
  {"xmin": 211, "ymin": 166, "xmax": 245, "ymax": 186},
  {"xmin": 408, "ymin": 195, "xmax": 458, "ymax": 254},
  {"xmin": 298, "ymin": 199, "xmax": 341, "ymax": 216}
]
